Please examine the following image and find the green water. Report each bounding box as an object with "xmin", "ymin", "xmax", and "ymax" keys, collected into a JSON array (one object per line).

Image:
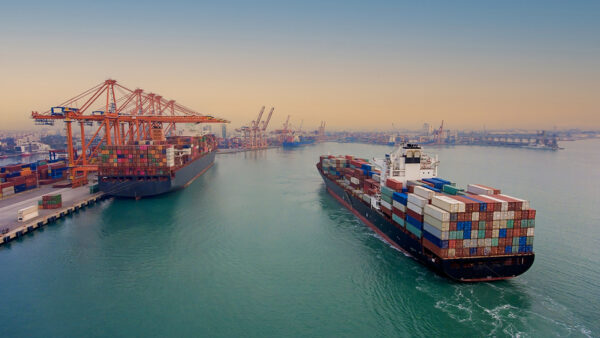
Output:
[{"xmin": 1, "ymin": 140, "xmax": 598, "ymax": 337}]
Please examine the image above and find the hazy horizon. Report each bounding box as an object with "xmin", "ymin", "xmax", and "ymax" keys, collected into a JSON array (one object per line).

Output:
[{"xmin": 1, "ymin": 1, "xmax": 598, "ymax": 131}]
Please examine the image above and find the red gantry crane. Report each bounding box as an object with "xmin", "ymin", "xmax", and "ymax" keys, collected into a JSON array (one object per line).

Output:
[{"xmin": 31, "ymin": 79, "xmax": 229, "ymax": 187}]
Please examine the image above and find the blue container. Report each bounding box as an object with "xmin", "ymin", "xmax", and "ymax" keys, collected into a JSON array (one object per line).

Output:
[
  {"xmin": 461, "ymin": 195, "xmax": 487, "ymax": 211},
  {"xmin": 519, "ymin": 236, "xmax": 527, "ymax": 246},
  {"xmin": 457, "ymin": 222, "xmax": 463, "ymax": 231},
  {"xmin": 406, "ymin": 214, "xmax": 422, "ymax": 229},
  {"xmin": 423, "ymin": 185, "xmax": 441, "ymax": 193},
  {"xmin": 505, "ymin": 245, "xmax": 512, "ymax": 254},
  {"xmin": 499, "ymin": 229, "xmax": 506, "ymax": 238},
  {"xmin": 470, "ymin": 248, "xmax": 477, "ymax": 255},
  {"xmin": 361, "ymin": 164, "xmax": 372, "ymax": 171},
  {"xmin": 423, "ymin": 230, "xmax": 442, "ymax": 248},
  {"xmin": 432, "ymin": 177, "xmax": 452, "ymax": 185},
  {"xmin": 392, "ymin": 192, "xmax": 408, "ymax": 205},
  {"xmin": 14, "ymin": 184, "xmax": 27, "ymax": 193},
  {"xmin": 463, "ymin": 229, "xmax": 471, "ymax": 239}
]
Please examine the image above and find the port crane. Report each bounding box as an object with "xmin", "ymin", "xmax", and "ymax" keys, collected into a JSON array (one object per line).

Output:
[
  {"xmin": 31, "ymin": 79, "xmax": 229, "ymax": 187},
  {"xmin": 237, "ymin": 106, "xmax": 274, "ymax": 149},
  {"xmin": 433, "ymin": 120, "xmax": 444, "ymax": 145}
]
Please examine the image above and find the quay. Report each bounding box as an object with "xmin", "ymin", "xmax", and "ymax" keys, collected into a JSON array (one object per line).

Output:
[{"xmin": 0, "ymin": 186, "xmax": 110, "ymax": 246}]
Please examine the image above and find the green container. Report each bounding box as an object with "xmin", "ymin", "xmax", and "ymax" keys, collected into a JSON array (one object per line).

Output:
[
  {"xmin": 381, "ymin": 194, "xmax": 392, "ymax": 204},
  {"xmin": 512, "ymin": 245, "xmax": 519, "ymax": 253},
  {"xmin": 478, "ymin": 229, "xmax": 485, "ymax": 239},
  {"xmin": 528, "ymin": 219, "xmax": 535, "ymax": 227},
  {"xmin": 442, "ymin": 184, "xmax": 463, "ymax": 195},
  {"xmin": 406, "ymin": 223, "xmax": 422, "ymax": 238},
  {"xmin": 380, "ymin": 186, "xmax": 394, "ymax": 197},
  {"xmin": 392, "ymin": 213, "xmax": 405, "ymax": 227},
  {"xmin": 521, "ymin": 219, "xmax": 528, "ymax": 228},
  {"xmin": 507, "ymin": 219, "xmax": 514, "ymax": 228},
  {"xmin": 513, "ymin": 237, "xmax": 519, "ymax": 246},
  {"xmin": 492, "ymin": 238, "xmax": 499, "ymax": 246},
  {"xmin": 526, "ymin": 237, "xmax": 534, "ymax": 246}
]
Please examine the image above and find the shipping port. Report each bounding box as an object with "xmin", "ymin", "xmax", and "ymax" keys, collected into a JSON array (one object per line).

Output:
[
  {"xmin": 31, "ymin": 79, "xmax": 229, "ymax": 198},
  {"xmin": 317, "ymin": 143, "xmax": 535, "ymax": 281}
]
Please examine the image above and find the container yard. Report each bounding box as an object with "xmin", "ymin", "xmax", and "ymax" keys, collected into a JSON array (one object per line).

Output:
[
  {"xmin": 317, "ymin": 143, "xmax": 536, "ymax": 281},
  {"xmin": 0, "ymin": 159, "xmax": 68, "ymax": 199}
]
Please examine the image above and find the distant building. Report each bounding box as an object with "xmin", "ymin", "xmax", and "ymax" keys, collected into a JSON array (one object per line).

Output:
[{"xmin": 422, "ymin": 123, "xmax": 431, "ymax": 135}]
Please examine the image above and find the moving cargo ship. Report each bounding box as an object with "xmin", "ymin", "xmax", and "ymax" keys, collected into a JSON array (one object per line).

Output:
[
  {"xmin": 98, "ymin": 134, "xmax": 217, "ymax": 198},
  {"xmin": 317, "ymin": 144, "xmax": 535, "ymax": 282}
]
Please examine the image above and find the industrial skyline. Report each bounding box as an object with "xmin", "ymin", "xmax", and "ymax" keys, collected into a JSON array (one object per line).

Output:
[{"xmin": 1, "ymin": 1, "xmax": 598, "ymax": 130}]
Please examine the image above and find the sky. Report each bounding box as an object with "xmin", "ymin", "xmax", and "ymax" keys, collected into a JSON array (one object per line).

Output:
[{"xmin": 0, "ymin": 0, "xmax": 598, "ymax": 131}]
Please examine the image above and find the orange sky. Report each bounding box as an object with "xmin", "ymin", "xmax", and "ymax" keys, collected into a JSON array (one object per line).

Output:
[{"xmin": 1, "ymin": 1, "xmax": 598, "ymax": 132}]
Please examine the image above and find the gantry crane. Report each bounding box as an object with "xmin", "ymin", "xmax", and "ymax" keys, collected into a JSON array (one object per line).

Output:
[
  {"xmin": 31, "ymin": 79, "xmax": 229, "ymax": 187},
  {"xmin": 434, "ymin": 120, "xmax": 445, "ymax": 145},
  {"xmin": 317, "ymin": 121, "xmax": 326, "ymax": 142},
  {"xmin": 258, "ymin": 107, "xmax": 274, "ymax": 148},
  {"xmin": 237, "ymin": 106, "xmax": 274, "ymax": 149}
]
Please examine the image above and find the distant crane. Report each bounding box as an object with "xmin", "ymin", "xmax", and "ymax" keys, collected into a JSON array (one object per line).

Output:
[
  {"xmin": 434, "ymin": 120, "xmax": 445, "ymax": 145},
  {"xmin": 317, "ymin": 121, "xmax": 326, "ymax": 142},
  {"xmin": 237, "ymin": 106, "xmax": 274, "ymax": 150}
]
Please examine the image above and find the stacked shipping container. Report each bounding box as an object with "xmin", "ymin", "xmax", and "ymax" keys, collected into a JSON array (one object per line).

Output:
[
  {"xmin": 38, "ymin": 194, "xmax": 62, "ymax": 209},
  {"xmin": 320, "ymin": 155, "xmax": 536, "ymax": 259}
]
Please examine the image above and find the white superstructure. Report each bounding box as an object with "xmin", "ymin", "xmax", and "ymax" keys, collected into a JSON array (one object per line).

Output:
[{"xmin": 372, "ymin": 144, "xmax": 439, "ymax": 188}]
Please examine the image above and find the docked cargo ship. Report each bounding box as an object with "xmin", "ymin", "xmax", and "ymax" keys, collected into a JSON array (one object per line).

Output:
[
  {"xmin": 317, "ymin": 144, "xmax": 535, "ymax": 282},
  {"xmin": 282, "ymin": 135, "xmax": 316, "ymax": 148},
  {"xmin": 98, "ymin": 134, "xmax": 217, "ymax": 198}
]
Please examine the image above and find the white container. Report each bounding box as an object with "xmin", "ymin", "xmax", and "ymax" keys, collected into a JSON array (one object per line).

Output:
[
  {"xmin": 350, "ymin": 177, "xmax": 360, "ymax": 185},
  {"xmin": 424, "ymin": 214, "xmax": 449, "ymax": 231},
  {"xmin": 18, "ymin": 205, "xmax": 38, "ymax": 222},
  {"xmin": 407, "ymin": 201, "xmax": 423, "ymax": 215},
  {"xmin": 423, "ymin": 222, "xmax": 441, "ymax": 239},
  {"xmin": 413, "ymin": 185, "xmax": 435, "ymax": 200},
  {"xmin": 407, "ymin": 193, "xmax": 428, "ymax": 208},
  {"xmin": 380, "ymin": 200, "xmax": 391, "ymax": 210},
  {"xmin": 431, "ymin": 195, "xmax": 464, "ymax": 213},
  {"xmin": 493, "ymin": 211, "xmax": 501, "ymax": 220},
  {"xmin": 527, "ymin": 228, "xmax": 535, "ymax": 236},
  {"xmin": 471, "ymin": 212, "xmax": 479, "ymax": 221},
  {"xmin": 477, "ymin": 238, "xmax": 485, "ymax": 247},
  {"xmin": 392, "ymin": 200, "xmax": 406, "ymax": 212},
  {"xmin": 424, "ymin": 204, "xmax": 450, "ymax": 222},
  {"xmin": 484, "ymin": 238, "xmax": 492, "ymax": 247},
  {"xmin": 492, "ymin": 229, "xmax": 499, "ymax": 238},
  {"xmin": 362, "ymin": 194, "xmax": 371, "ymax": 204},
  {"xmin": 471, "ymin": 230, "xmax": 478, "ymax": 239},
  {"xmin": 467, "ymin": 184, "xmax": 494, "ymax": 195}
]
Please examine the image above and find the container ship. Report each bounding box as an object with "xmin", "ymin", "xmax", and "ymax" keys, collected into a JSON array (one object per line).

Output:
[
  {"xmin": 98, "ymin": 134, "xmax": 217, "ymax": 198},
  {"xmin": 317, "ymin": 144, "xmax": 535, "ymax": 282},
  {"xmin": 282, "ymin": 135, "xmax": 316, "ymax": 148}
]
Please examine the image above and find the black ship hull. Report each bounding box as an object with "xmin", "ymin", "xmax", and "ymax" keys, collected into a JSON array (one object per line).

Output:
[
  {"xmin": 99, "ymin": 151, "xmax": 216, "ymax": 198},
  {"xmin": 318, "ymin": 166, "xmax": 534, "ymax": 282}
]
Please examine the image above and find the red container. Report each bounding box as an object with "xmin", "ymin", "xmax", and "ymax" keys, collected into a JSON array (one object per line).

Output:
[
  {"xmin": 385, "ymin": 178, "xmax": 403, "ymax": 191},
  {"xmin": 392, "ymin": 208, "xmax": 405, "ymax": 218},
  {"xmin": 449, "ymin": 195, "xmax": 479, "ymax": 213},
  {"xmin": 449, "ymin": 240, "xmax": 456, "ymax": 249},
  {"xmin": 456, "ymin": 240, "xmax": 463, "ymax": 249},
  {"xmin": 449, "ymin": 222, "xmax": 457, "ymax": 231},
  {"xmin": 381, "ymin": 205, "xmax": 392, "ymax": 217},
  {"xmin": 406, "ymin": 209, "xmax": 423, "ymax": 222},
  {"xmin": 485, "ymin": 229, "xmax": 492, "ymax": 238}
]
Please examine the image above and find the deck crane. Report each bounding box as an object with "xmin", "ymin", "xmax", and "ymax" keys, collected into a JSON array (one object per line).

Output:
[{"xmin": 31, "ymin": 79, "xmax": 229, "ymax": 187}]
